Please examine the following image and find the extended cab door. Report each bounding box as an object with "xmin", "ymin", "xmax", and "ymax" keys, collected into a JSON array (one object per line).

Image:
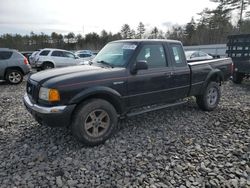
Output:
[
  {"xmin": 168, "ymin": 43, "xmax": 190, "ymax": 99},
  {"xmin": 127, "ymin": 43, "xmax": 175, "ymax": 108}
]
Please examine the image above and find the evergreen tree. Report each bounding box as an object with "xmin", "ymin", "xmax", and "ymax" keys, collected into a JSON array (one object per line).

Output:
[
  {"xmin": 137, "ymin": 22, "xmax": 146, "ymax": 39},
  {"xmin": 151, "ymin": 27, "xmax": 159, "ymax": 39},
  {"xmin": 210, "ymin": 0, "xmax": 249, "ymax": 30},
  {"xmin": 184, "ymin": 18, "xmax": 196, "ymax": 45},
  {"xmin": 120, "ymin": 24, "xmax": 131, "ymax": 39}
]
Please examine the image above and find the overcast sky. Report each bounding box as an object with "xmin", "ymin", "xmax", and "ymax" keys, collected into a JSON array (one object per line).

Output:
[{"xmin": 0, "ymin": 0, "xmax": 216, "ymax": 36}]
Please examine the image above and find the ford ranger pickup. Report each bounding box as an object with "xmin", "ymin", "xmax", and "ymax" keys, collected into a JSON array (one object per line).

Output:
[{"xmin": 23, "ymin": 39, "xmax": 232, "ymax": 146}]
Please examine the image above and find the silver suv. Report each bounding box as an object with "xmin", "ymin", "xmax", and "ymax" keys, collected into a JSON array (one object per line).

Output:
[
  {"xmin": 0, "ymin": 48, "xmax": 31, "ymax": 84},
  {"xmin": 31, "ymin": 48, "xmax": 82, "ymax": 70}
]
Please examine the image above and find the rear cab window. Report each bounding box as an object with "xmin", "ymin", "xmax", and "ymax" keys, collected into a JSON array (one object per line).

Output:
[
  {"xmin": 39, "ymin": 50, "xmax": 50, "ymax": 56},
  {"xmin": 0, "ymin": 51, "xmax": 13, "ymax": 60},
  {"xmin": 170, "ymin": 43, "xmax": 187, "ymax": 67}
]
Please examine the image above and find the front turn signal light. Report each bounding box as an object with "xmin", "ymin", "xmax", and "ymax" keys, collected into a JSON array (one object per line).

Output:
[{"xmin": 48, "ymin": 89, "xmax": 60, "ymax": 102}]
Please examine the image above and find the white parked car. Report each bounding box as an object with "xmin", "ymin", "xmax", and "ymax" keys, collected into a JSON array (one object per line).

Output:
[
  {"xmin": 31, "ymin": 48, "xmax": 83, "ymax": 70},
  {"xmin": 185, "ymin": 51, "xmax": 213, "ymax": 61},
  {"xmin": 29, "ymin": 50, "xmax": 41, "ymax": 65}
]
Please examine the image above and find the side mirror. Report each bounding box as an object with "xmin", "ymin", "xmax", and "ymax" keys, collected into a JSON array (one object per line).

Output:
[
  {"xmin": 131, "ymin": 60, "xmax": 148, "ymax": 74},
  {"xmin": 75, "ymin": 56, "xmax": 80, "ymax": 59}
]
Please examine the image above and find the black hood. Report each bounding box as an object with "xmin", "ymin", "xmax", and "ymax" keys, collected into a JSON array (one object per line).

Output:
[
  {"xmin": 29, "ymin": 65, "xmax": 126, "ymax": 88},
  {"xmin": 30, "ymin": 65, "xmax": 101, "ymax": 83}
]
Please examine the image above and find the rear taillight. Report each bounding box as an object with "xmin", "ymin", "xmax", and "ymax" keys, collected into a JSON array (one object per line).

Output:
[
  {"xmin": 24, "ymin": 57, "xmax": 29, "ymax": 65},
  {"xmin": 230, "ymin": 63, "xmax": 234, "ymax": 74}
]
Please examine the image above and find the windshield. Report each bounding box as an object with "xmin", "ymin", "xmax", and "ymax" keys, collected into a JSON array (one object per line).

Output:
[
  {"xmin": 185, "ymin": 51, "xmax": 194, "ymax": 58},
  {"xmin": 92, "ymin": 42, "xmax": 137, "ymax": 67}
]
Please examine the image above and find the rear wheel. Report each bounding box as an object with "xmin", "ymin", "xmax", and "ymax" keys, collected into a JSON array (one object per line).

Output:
[
  {"xmin": 72, "ymin": 99, "xmax": 118, "ymax": 146},
  {"xmin": 196, "ymin": 82, "xmax": 221, "ymax": 111},
  {"xmin": 42, "ymin": 62, "xmax": 54, "ymax": 70},
  {"xmin": 5, "ymin": 70, "xmax": 23, "ymax": 84},
  {"xmin": 232, "ymin": 72, "xmax": 244, "ymax": 84}
]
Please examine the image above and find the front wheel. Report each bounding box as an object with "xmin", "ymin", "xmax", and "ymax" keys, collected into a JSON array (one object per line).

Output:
[
  {"xmin": 72, "ymin": 99, "xmax": 118, "ymax": 146},
  {"xmin": 5, "ymin": 70, "xmax": 23, "ymax": 84},
  {"xmin": 196, "ymin": 82, "xmax": 221, "ymax": 111},
  {"xmin": 42, "ymin": 62, "xmax": 54, "ymax": 70}
]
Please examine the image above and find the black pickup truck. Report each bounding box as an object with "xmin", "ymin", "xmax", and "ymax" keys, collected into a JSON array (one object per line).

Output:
[
  {"xmin": 227, "ymin": 34, "xmax": 250, "ymax": 84},
  {"xmin": 24, "ymin": 39, "xmax": 232, "ymax": 145}
]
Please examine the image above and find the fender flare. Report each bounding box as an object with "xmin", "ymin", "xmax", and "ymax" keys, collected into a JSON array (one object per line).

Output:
[
  {"xmin": 69, "ymin": 86, "xmax": 124, "ymax": 114},
  {"xmin": 200, "ymin": 69, "xmax": 223, "ymax": 94}
]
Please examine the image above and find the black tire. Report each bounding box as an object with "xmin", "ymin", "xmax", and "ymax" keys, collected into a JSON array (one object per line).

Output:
[
  {"xmin": 5, "ymin": 69, "xmax": 23, "ymax": 84},
  {"xmin": 72, "ymin": 99, "xmax": 118, "ymax": 146},
  {"xmin": 232, "ymin": 72, "xmax": 243, "ymax": 84},
  {"xmin": 42, "ymin": 62, "xmax": 54, "ymax": 70},
  {"xmin": 196, "ymin": 82, "xmax": 221, "ymax": 111}
]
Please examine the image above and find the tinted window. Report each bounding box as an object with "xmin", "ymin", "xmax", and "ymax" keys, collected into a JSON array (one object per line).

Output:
[
  {"xmin": 170, "ymin": 44, "xmax": 186, "ymax": 67},
  {"xmin": 63, "ymin": 52, "xmax": 75, "ymax": 58},
  {"xmin": 136, "ymin": 44, "xmax": 167, "ymax": 68},
  {"xmin": 78, "ymin": 53, "xmax": 92, "ymax": 58},
  {"xmin": 39, "ymin": 50, "xmax": 50, "ymax": 56},
  {"xmin": 0, "ymin": 51, "xmax": 13, "ymax": 60},
  {"xmin": 51, "ymin": 51, "xmax": 64, "ymax": 57}
]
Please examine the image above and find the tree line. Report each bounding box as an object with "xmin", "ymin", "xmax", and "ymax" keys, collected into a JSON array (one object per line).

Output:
[{"xmin": 0, "ymin": 0, "xmax": 249, "ymax": 51}]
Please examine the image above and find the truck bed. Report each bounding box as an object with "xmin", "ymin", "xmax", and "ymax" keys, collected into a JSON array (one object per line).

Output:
[{"xmin": 188, "ymin": 58, "xmax": 232, "ymax": 96}]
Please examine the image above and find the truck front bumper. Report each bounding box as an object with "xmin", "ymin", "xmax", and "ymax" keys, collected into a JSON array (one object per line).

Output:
[{"xmin": 23, "ymin": 93, "xmax": 76, "ymax": 127}]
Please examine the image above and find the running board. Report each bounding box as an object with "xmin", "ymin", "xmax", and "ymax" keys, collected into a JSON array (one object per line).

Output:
[{"xmin": 126, "ymin": 101, "xmax": 187, "ymax": 117}]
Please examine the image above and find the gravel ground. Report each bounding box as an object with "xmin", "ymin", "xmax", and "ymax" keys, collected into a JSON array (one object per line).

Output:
[{"xmin": 0, "ymin": 78, "xmax": 249, "ymax": 188}]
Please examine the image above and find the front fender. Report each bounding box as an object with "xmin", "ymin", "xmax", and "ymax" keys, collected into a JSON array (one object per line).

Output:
[{"xmin": 68, "ymin": 86, "xmax": 124, "ymax": 113}]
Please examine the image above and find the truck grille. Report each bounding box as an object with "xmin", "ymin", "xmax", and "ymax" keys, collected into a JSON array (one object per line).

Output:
[{"xmin": 27, "ymin": 80, "xmax": 39, "ymax": 103}]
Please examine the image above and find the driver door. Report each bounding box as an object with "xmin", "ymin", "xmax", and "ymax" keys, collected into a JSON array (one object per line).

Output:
[{"xmin": 127, "ymin": 43, "xmax": 175, "ymax": 108}]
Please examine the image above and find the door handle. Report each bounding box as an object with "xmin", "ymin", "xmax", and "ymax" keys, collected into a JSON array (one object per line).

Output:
[{"xmin": 164, "ymin": 72, "xmax": 174, "ymax": 78}]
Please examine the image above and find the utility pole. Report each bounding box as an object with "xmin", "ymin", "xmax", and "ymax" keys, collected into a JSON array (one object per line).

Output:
[{"xmin": 239, "ymin": 0, "xmax": 244, "ymax": 32}]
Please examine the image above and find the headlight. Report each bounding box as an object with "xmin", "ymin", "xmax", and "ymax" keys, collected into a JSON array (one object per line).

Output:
[{"xmin": 39, "ymin": 87, "xmax": 60, "ymax": 102}]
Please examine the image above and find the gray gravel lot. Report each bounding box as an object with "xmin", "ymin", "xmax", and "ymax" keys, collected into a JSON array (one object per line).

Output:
[{"xmin": 0, "ymin": 78, "xmax": 249, "ymax": 188}]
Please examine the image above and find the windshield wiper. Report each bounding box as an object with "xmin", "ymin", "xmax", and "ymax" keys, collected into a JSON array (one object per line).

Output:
[{"xmin": 96, "ymin": 60, "xmax": 113, "ymax": 68}]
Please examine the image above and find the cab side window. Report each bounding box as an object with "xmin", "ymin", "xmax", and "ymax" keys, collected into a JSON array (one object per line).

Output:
[
  {"xmin": 136, "ymin": 44, "xmax": 167, "ymax": 68},
  {"xmin": 170, "ymin": 44, "xmax": 186, "ymax": 67}
]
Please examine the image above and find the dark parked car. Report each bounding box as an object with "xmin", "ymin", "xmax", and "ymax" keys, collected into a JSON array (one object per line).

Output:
[
  {"xmin": 24, "ymin": 39, "xmax": 232, "ymax": 146},
  {"xmin": 21, "ymin": 51, "xmax": 33, "ymax": 63},
  {"xmin": 226, "ymin": 34, "xmax": 250, "ymax": 84},
  {"xmin": 0, "ymin": 48, "xmax": 31, "ymax": 84}
]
